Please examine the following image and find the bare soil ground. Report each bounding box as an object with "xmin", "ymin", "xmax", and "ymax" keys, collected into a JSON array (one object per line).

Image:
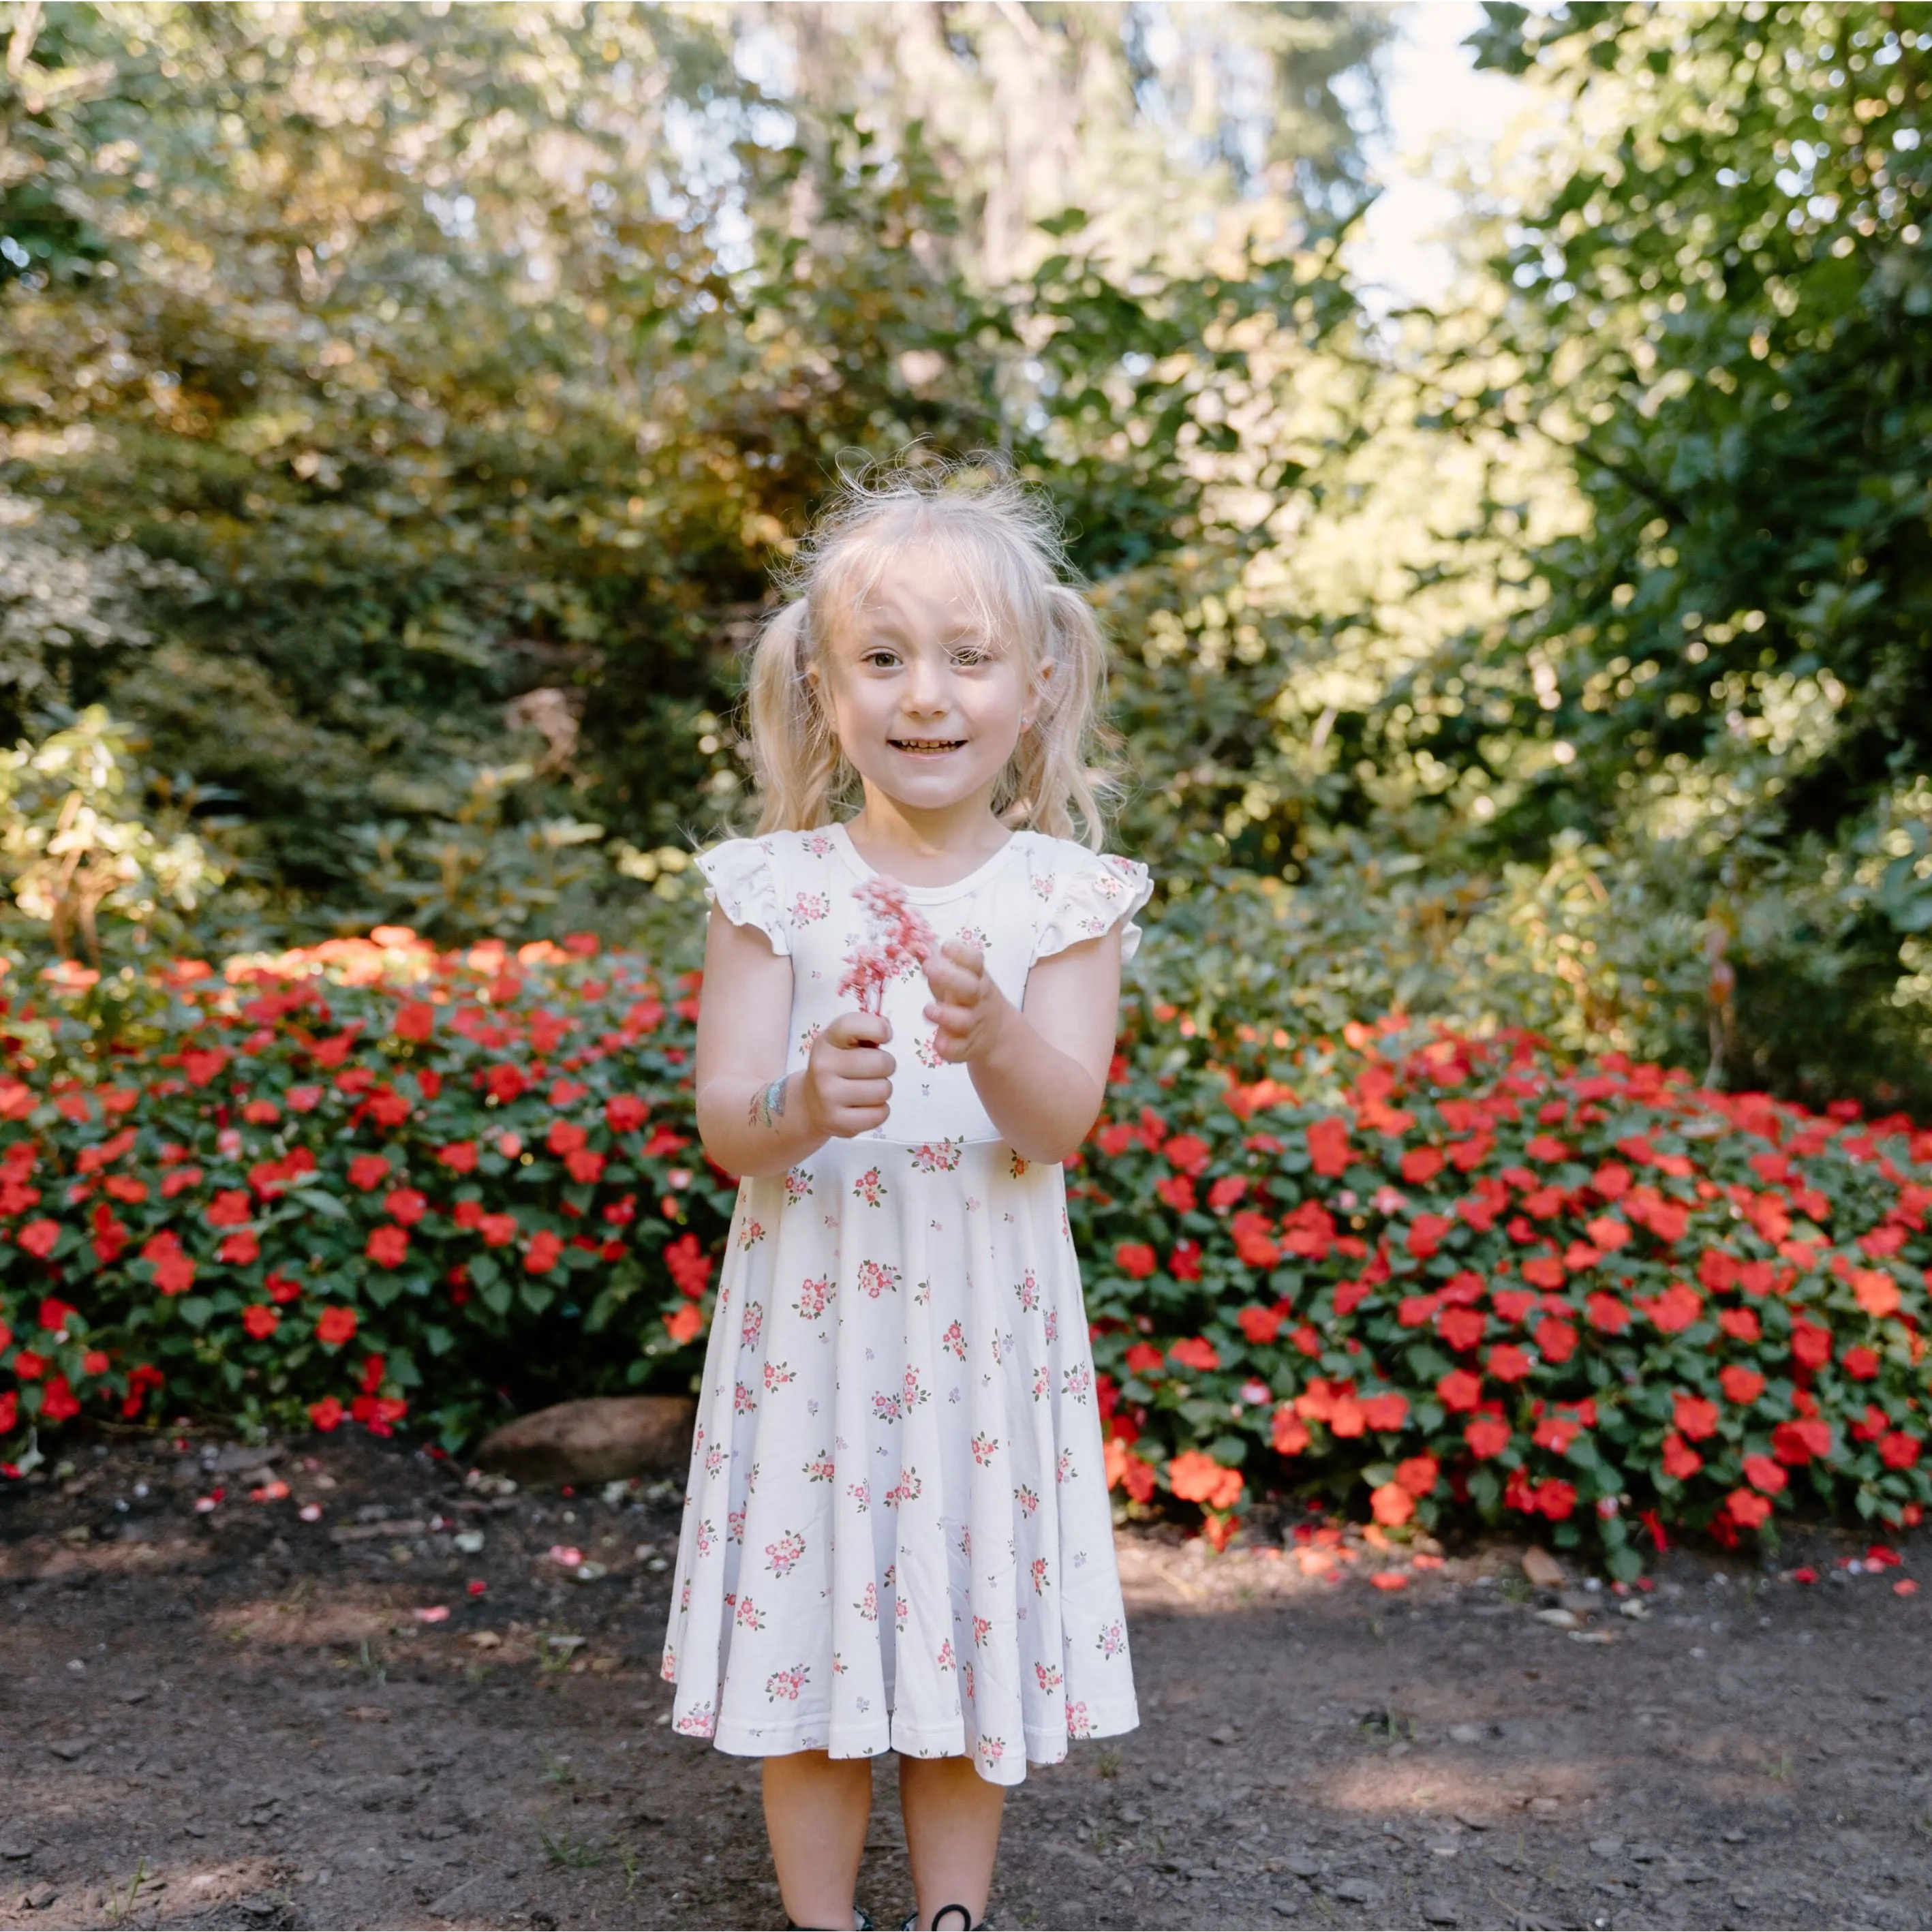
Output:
[{"xmin": 2, "ymin": 1430, "xmax": 1927, "ymax": 1932}]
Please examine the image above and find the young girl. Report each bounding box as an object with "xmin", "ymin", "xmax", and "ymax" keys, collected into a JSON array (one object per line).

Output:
[{"xmin": 661, "ymin": 459, "xmax": 1151, "ymax": 1932}]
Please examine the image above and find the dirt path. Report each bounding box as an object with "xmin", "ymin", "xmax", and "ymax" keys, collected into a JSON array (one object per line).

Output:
[{"xmin": 1, "ymin": 1432, "xmax": 1927, "ymax": 1931}]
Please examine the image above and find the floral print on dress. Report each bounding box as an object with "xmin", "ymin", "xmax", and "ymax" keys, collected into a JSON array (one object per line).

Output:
[
  {"xmin": 766, "ymin": 1663, "xmax": 810, "ymax": 1702},
  {"xmin": 856, "ymin": 1258, "xmax": 901, "ymax": 1298},
  {"xmin": 666, "ymin": 827, "xmax": 1146, "ymax": 1785},
  {"xmin": 764, "ymin": 1531, "xmax": 806, "ymax": 1578}
]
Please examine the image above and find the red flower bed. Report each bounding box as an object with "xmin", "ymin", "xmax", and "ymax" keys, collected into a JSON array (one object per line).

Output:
[
  {"xmin": 3, "ymin": 941, "xmax": 1929, "ymax": 1576},
  {"xmin": 1084, "ymin": 1012, "xmax": 1932, "ymax": 1574},
  {"xmin": 0, "ymin": 933, "xmax": 735, "ymax": 1458}
]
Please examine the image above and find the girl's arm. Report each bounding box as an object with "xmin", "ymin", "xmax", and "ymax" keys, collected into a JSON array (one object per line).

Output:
[
  {"xmin": 923, "ymin": 929, "xmax": 1122, "ymax": 1165},
  {"xmin": 693, "ymin": 911, "xmax": 829, "ymax": 1178}
]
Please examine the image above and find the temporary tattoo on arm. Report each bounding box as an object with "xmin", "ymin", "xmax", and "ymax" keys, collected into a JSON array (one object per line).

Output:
[{"xmin": 746, "ymin": 1075, "xmax": 789, "ymax": 1132}]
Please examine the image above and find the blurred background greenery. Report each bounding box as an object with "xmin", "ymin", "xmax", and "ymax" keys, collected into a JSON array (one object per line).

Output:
[{"xmin": 1, "ymin": 0, "xmax": 1928, "ymax": 1109}]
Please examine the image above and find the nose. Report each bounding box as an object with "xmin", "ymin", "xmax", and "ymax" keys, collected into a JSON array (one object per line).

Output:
[{"xmin": 903, "ymin": 655, "xmax": 950, "ymax": 718}]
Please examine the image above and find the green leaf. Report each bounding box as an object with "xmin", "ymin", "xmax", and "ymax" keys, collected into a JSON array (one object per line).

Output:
[{"xmin": 290, "ymin": 1189, "xmax": 351, "ymax": 1221}]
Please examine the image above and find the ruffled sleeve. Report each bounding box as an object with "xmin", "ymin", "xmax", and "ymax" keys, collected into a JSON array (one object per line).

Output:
[
  {"xmin": 694, "ymin": 837, "xmax": 791, "ymax": 957},
  {"xmin": 1031, "ymin": 846, "xmax": 1154, "ymax": 966}
]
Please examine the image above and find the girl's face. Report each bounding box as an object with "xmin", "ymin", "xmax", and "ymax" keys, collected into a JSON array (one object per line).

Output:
[{"xmin": 812, "ymin": 547, "xmax": 1045, "ymax": 825}]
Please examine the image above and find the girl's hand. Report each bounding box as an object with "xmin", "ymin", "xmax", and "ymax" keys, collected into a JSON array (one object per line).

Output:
[
  {"xmin": 801, "ymin": 1011, "xmax": 895, "ymax": 1139},
  {"xmin": 923, "ymin": 938, "xmax": 1010, "ymax": 1064}
]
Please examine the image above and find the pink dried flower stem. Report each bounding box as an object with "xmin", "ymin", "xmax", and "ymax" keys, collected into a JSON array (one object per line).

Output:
[{"xmin": 840, "ymin": 878, "xmax": 936, "ymax": 1014}]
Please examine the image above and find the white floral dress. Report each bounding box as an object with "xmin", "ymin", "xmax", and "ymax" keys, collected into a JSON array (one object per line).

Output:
[{"xmin": 661, "ymin": 821, "xmax": 1152, "ymax": 1785}]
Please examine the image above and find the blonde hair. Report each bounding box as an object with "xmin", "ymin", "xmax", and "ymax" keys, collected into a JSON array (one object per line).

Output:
[{"xmin": 741, "ymin": 453, "xmax": 1121, "ymax": 850}]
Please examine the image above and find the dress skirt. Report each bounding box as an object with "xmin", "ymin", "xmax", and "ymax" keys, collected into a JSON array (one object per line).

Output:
[{"xmin": 660, "ymin": 1135, "xmax": 1139, "ymax": 1786}]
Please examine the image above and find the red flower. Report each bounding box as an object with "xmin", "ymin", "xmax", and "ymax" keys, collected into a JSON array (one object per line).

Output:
[
  {"xmin": 1400, "ymin": 1146, "xmax": 1444, "ymax": 1184},
  {"xmin": 1852, "ymin": 1268, "xmax": 1901, "ymax": 1318},
  {"xmin": 1168, "ymin": 1450, "xmax": 1244, "ymax": 1511},
  {"xmin": 1272, "ymin": 1408, "xmax": 1312, "ymax": 1454},
  {"xmin": 1525, "ymin": 1133, "xmax": 1570, "ymax": 1162},
  {"xmin": 1880, "ymin": 1431, "xmax": 1922, "ymax": 1471},
  {"xmin": 40, "ymin": 1375, "xmax": 80, "ymax": 1423},
  {"xmin": 1718, "ymin": 1364, "xmax": 1766, "ymax": 1405},
  {"xmin": 664, "ymin": 1231, "xmax": 712, "ymax": 1298},
  {"xmin": 479, "ymin": 1212, "xmax": 518, "ymax": 1248},
  {"xmin": 1124, "ymin": 1342, "xmax": 1164, "ymax": 1376},
  {"xmin": 1790, "ymin": 1319, "xmax": 1832, "ymax": 1369},
  {"xmin": 316, "ymin": 1306, "xmax": 358, "ymax": 1347},
  {"xmin": 1672, "ymin": 1392, "xmax": 1719, "ymax": 1441},
  {"xmin": 1306, "ymin": 1116, "xmax": 1352, "ymax": 1178},
  {"xmin": 1521, "ymin": 1255, "xmax": 1566, "ymax": 1289},
  {"xmin": 1726, "ymin": 1488, "xmax": 1773, "ymax": 1529},
  {"xmin": 266, "ymin": 1270, "xmax": 302, "ymax": 1304},
  {"xmin": 1742, "ymin": 1455, "xmax": 1787, "ymax": 1495},
  {"xmin": 438, "ymin": 1141, "xmax": 479, "ymax": 1174},
  {"xmin": 1169, "ymin": 1337, "xmax": 1220, "ymax": 1373},
  {"xmin": 1169, "ymin": 1239, "xmax": 1202, "ymax": 1281},
  {"xmin": 524, "ymin": 1229, "xmax": 564, "ymax": 1274},
  {"xmin": 141, "ymin": 1231, "xmax": 196, "ymax": 1296},
  {"xmin": 347, "ymin": 1154, "xmax": 390, "ymax": 1192},
  {"xmin": 485, "ymin": 1063, "xmax": 527, "ymax": 1105},
  {"xmin": 1463, "ymin": 1415, "xmax": 1509, "ymax": 1458},
  {"xmin": 308, "ymin": 1396, "xmax": 345, "ymax": 1432},
  {"xmin": 1717, "ymin": 1306, "xmax": 1761, "ymax": 1343},
  {"xmin": 366, "ymin": 1225, "xmax": 410, "ymax": 1268},
  {"xmin": 663, "ymin": 1304, "xmax": 704, "ymax": 1346},
  {"xmin": 1437, "ymin": 1369, "xmax": 1482, "ymax": 1412},
  {"xmin": 1156, "ymin": 1173, "xmax": 1197, "ymax": 1214},
  {"xmin": 286, "ymin": 1085, "xmax": 324, "ymax": 1113},
  {"xmin": 1842, "ymin": 1345, "xmax": 1880, "ymax": 1381},
  {"xmin": 1237, "ymin": 1305, "xmax": 1285, "ymax": 1345},
  {"xmin": 16, "ymin": 1218, "xmax": 59, "ymax": 1259},
  {"xmin": 1636, "ymin": 1281, "xmax": 1702, "ymax": 1334},
  {"xmin": 605, "ymin": 1094, "xmax": 649, "ymax": 1133},
  {"xmin": 1586, "ymin": 1292, "xmax": 1632, "ymax": 1334},
  {"xmin": 1370, "ymin": 1482, "xmax": 1415, "ymax": 1526},
  {"xmin": 1533, "ymin": 1316, "xmax": 1578, "ymax": 1364},
  {"xmin": 385, "ymin": 1188, "xmax": 428, "ymax": 1226},
  {"xmin": 547, "ymin": 1120, "xmax": 589, "ymax": 1157},
  {"xmin": 1114, "ymin": 1242, "xmax": 1157, "ymax": 1281},
  {"xmin": 1533, "ymin": 1478, "xmax": 1576, "ymax": 1521},
  {"xmin": 1486, "ymin": 1344, "xmax": 1533, "ymax": 1383},
  {"xmin": 12, "ymin": 1349, "xmax": 44, "ymax": 1379},
  {"xmin": 1439, "ymin": 1306, "xmax": 1486, "ymax": 1351},
  {"xmin": 1360, "ymin": 1392, "xmax": 1409, "ymax": 1431},
  {"xmin": 80, "ymin": 1350, "xmax": 108, "ymax": 1376},
  {"xmin": 218, "ymin": 1229, "xmax": 261, "ymax": 1266},
  {"xmin": 206, "ymin": 1189, "xmax": 251, "ymax": 1227},
  {"xmin": 1661, "ymin": 1431, "xmax": 1702, "ymax": 1479},
  {"xmin": 1772, "ymin": 1417, "xmax": 1830, "ymax": 1465},
  {"xmin": 1394, "ymin": 1454, "xmax": 1439, "ymax": 1497},
  {"xmin": 1206, "ymin": 1175, "xmax": 1247, "ymax": 1210},
  {"xmin": 243, "ymin": 1306, "xmax": 279, "ymax": 1340},
  {"xmin": 1162, "ymin": 1133, "xmax": 1212, "ymax": 1176},
  {"xmin": 1407, "ymin": 1212, "xmax": 1454, "ymax": 1260},
  {"xmin": 37, "ymin": 1297, "xmax": 76, "ymax": 1334},
  {"xmin": 1230, "ymin": 1211, "xmax": 1280, "ymax": 1268}
]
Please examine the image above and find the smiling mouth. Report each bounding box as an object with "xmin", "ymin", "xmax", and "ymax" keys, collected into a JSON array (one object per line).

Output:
[{"xmin": 890, "ymin": 739, "xmax": 965, "ymax": 753}]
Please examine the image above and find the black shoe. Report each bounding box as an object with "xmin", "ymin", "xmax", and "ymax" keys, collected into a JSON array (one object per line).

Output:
[{"xmin": 899, "ymin": 1911, "xmax": 987, "ymax": 1931}]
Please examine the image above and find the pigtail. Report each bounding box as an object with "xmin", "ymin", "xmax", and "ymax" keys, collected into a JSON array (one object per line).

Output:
[
  {"xmin": 745, "ymin": 598, "xmax": 848, "ymax": 835},
  {"xmin": 996, "ymin": 581, "xmax": 1119, "ymax": 850}
]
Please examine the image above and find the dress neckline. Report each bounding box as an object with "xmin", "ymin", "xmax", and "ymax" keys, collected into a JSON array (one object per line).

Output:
[{"xmin": 829, "ymin": 821, "xmax": 1022, "ymax": 900}]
